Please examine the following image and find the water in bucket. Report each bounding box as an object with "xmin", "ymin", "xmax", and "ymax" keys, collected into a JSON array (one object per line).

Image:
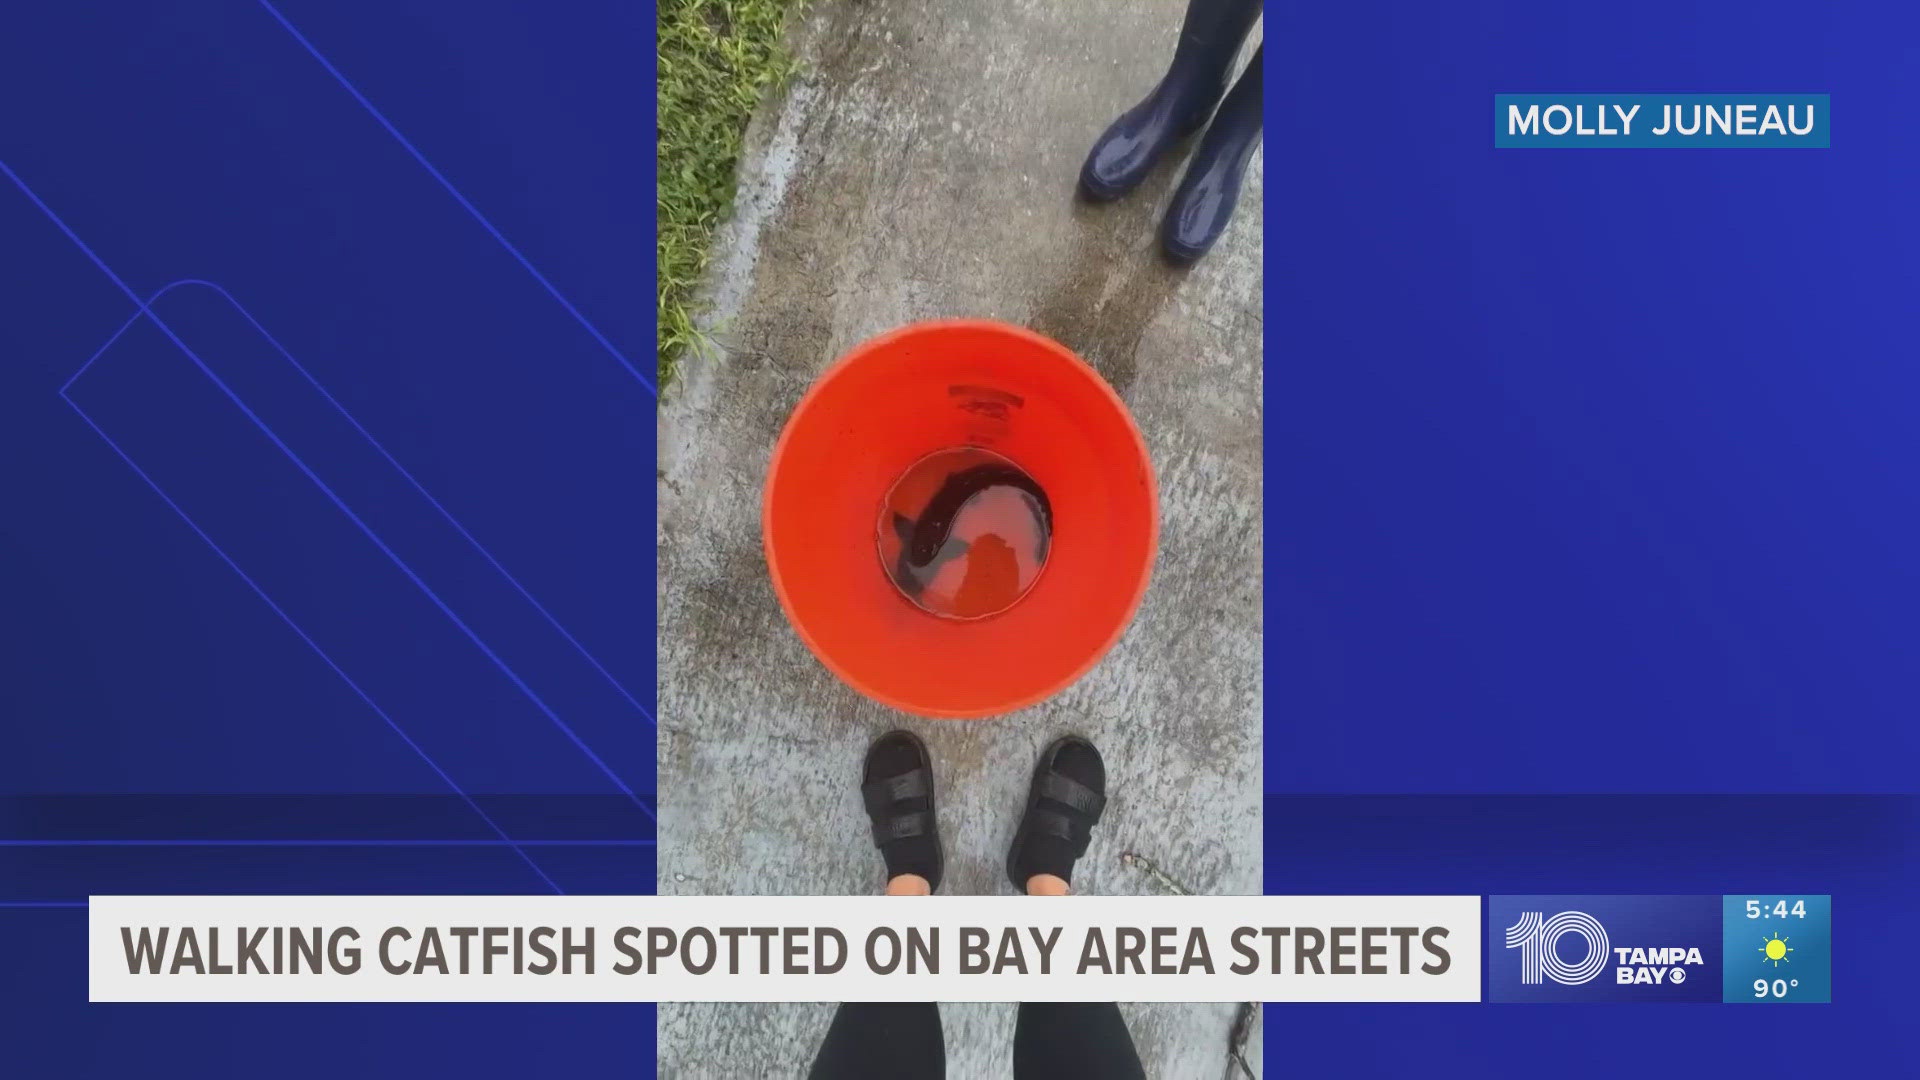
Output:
[{"xmin": 878, "ymin": 446, "xmax": 1052, "ymax": 620}]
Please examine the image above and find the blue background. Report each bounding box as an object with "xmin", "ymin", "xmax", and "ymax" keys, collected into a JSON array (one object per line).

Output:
[
  {"xmin": 1, "ymin": 1, "xmax": 654, "ymax": 1073},
  {"xmin": 1270, "ymin": 0, "xmax": 1919, "ymax": 792},
  {"xmin": 1264, "ymin": 0, "xmax": 1917, "ymax": 1073},
  {"xmin": 1264, "ymin": 797, "xmax": 1916, "ymax": 1073}
]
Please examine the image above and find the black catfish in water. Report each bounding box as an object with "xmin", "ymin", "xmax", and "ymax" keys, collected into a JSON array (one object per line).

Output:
[{"xmin": 888, "ymin": 463, "xmax": 1052, "ymax": 598}]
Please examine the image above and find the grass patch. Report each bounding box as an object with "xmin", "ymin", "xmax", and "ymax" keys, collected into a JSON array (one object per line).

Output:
[{"xmin": 657, "ymin": 0, "xmax": 806, "ymax": 386}]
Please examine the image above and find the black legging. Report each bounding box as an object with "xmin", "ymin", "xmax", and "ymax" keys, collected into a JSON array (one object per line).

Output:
[{"xmin": 808, "ymin": 1001, "xmax": 1146, "ymax": 1079}]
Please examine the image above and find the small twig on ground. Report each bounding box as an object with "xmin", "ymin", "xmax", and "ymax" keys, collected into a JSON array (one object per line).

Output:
[
  {"xmin": 1120, "ymin": 852, "xmax": 1260, "ymax": 1079},
  {"xmin": 1119, "ymin": 850, "xmax": 1191, "ymax": 895}
]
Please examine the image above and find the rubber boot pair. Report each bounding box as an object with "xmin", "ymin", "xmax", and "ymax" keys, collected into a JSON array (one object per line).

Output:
[{"xmin": 1080, "ymin": 0, "xmax": 1263, "ymax": 264}]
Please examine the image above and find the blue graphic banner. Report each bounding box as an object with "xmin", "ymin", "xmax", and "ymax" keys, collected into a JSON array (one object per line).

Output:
[
  {"xmin": 1490, "ymin": 895, "xmax": 1722, "ymax": 1002},
  {"xmin": 1489, "ymin": 895, "xmax": 1831, "ymax": 1002}
]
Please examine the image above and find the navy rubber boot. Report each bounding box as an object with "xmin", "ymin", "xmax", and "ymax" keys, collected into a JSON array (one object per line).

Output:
[
  {"xmin": 1161, "ymin": 45, "xmax": 1262, "ymax": 264},
  {"xmin": 1079, "ymin": 0, "xmax": 1262, "ymax": 201}
]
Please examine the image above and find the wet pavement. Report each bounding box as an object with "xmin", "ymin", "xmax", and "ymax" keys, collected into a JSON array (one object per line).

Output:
[{"xmin": 657, "ymin": 0, "xmax": 1264, "ymax": 1074}]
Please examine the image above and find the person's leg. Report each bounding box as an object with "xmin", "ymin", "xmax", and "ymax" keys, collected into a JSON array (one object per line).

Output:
[
  {"xmin": 1161, "ymin": 43, "xmax": 1263, "ymax": 263},
  {"xmin": 1016, "ymin": 865, "xmax": 1149, "ymax": 1077},
  {"xmin": 809, "ymin": 1001, "xmax": 946, "ymax": 1079},
  {"xmin": 1080, "ymin": 0, "xmax": 1262, "ymax": 200},
  {"xmin": 807, "ymin": 731, "xmax": 947, "ymax": 1076},
  {"xmin": 1013, "ymin": 1002, "xmax": 1146, "ymax": 1080},
  {"xmin": 1003, "ymin": 737, "xmax": 1147, "ymax": 1077}
]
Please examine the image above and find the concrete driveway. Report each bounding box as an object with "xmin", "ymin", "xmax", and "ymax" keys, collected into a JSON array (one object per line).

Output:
[{"xmin": 658, "ymin": 0, "xmax": 1264, "ymax": 1074}]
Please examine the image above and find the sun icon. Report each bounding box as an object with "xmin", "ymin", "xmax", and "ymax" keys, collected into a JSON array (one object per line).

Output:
[{"xmin": 1759, "ymin": 933, "xmax": 1793, "ymax": 967}]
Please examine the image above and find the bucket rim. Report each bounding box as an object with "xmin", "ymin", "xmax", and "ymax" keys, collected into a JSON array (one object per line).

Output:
[{"xmin": 760, "ymin": 318, "xmax": 1159, "ymax": 719}]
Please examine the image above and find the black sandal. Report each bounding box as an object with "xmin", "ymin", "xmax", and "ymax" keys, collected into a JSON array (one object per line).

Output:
[
  {"xmin": 1006, "ymin": 735, "xmax": 1108, "ymax": 891},
  {"xmin": 861, "ymin": 730, "xmax": 943, "ymax": 892}
]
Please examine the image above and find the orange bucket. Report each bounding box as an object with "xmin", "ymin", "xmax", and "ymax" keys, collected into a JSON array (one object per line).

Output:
[{"xmin": 763, "ymin": 320, "xmax": 1158, "ymax": 718}]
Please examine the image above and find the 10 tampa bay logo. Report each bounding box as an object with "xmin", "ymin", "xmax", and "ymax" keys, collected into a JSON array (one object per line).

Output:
[
  {"xmin": 1489, "ymin": 896, "xmax": 1722, "ymax": 1002},
  {"xmin": 1505, "ymin": 910, "xmax": 1704, "ymax": 986}
]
